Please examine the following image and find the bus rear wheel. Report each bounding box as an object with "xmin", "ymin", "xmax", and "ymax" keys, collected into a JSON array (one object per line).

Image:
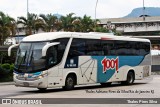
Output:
[
  {"xmin": 122, "ymin": 71, "xmax": 135, "ymax": 85},
  {"xmin": 63, "ymin": 75, "xmax": 75, "ymax": 91}
]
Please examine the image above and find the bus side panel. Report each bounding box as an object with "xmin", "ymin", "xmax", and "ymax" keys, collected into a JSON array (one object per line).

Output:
[
  {"xmin": 117, "ymin": 55, "xmax": 151, "ymax": 81},
  {"xmin": 139, "ymin": 54, "xmax": 152, "ymax": 77},
  {"xmin": 133, "ymin": 66, "xmax": 144, "ymax": 80},
  {"xmin": 62, "ymin": 56, "xmax": 97, "ymax": 85},
  {"xmin": 78, "ymin": 56, "xmax": 97, "ymax": 84},
  {"xmin": 47, "ymin": 66, "xmax": 62, "ymax": 87},
  {"xmin": 91, "ymin": 56, "xmax": 145, "ymax": 83},
  {"xmin": 134, "ymin": 54, "xmax": 151, "ymax": 80}
]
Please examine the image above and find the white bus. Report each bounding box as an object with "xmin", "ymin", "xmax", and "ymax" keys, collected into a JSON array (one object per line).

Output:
[{"xmin": 8, "ymin": 32, "xmax": 151, "ymax": 91}]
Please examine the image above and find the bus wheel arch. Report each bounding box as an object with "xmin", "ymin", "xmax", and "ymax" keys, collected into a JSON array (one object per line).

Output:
[
  {"xmin": 63, "ymin": 73, "xmax": 77, "ymax": 90},
  {"xmin": 122, "ymin": 70, "xmax": 135, "ymax": 85}
]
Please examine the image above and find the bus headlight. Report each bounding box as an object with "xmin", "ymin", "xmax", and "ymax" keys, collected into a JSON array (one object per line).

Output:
[
  {"xmin": 37, "ymin": 76, "xmax": 43, "ymax": 79},
  {"xmin": 36, "ymin": 72, "xmax": 48, "ymax": 79}
]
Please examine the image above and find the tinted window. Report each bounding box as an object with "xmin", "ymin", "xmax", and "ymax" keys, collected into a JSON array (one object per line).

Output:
[
  {"xmin": 136, "ymin": 42, "xmax": 150, "ymax": 56},
  {"xmin": 68, "ymin": 38, "xmax": 150, "ymax": 57},
  {"xmin": 68, "ymin": 39, "xmax": 104, "ymax": 58},
  {"xmin": 114, "ymin": 41, "xmax": 138, "ymax": 56},
  {"xmin": 56, "ymin": 38, "xmax": 69, "ymax": 62},
  {"xmin": 101, "ymin": 40, "xmax": 150, "ymax": 56},
  {"xmin": 68, "ymin": 39, "xmax": 85, "ymax": 58},
  {"xmin": 85, "ymin": 39, "xmax": 103, "ymax": 55},
  {"xmin": 101, "ymin": 40, "xmax": 115, "ymax": 55},
  {"xmin": 48, "ymin": 38, "xmax": 69, "ymax": 67},
  {"xmin": 48, "ymin": 46, "xmax": 58, "ymax": 67}
]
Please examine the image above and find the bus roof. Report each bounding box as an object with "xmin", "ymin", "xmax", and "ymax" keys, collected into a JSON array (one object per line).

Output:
[{"xmin": 22, "ymin": 32, "xmax": 150, "ymax": 42}]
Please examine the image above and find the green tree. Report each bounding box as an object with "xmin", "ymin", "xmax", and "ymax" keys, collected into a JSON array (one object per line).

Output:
[
  {"xmin": 17, "ymin": 13, "xmax": 44, "ymax": 35},
  {"xmin": 34, "ymin": 18, "xmax": 45, "ymax": 33},
  {"xmin": 72, "ymin": 15, "xmax": 97, "ymax": 32},
  {"xmin": 72, "ymin": 17, "xmax": 82, "ymax": 32},
  {"xmin": 60, "ymin": 13, "xmax": 77, "ymax": 31},
  {"xmin": 80, "ymin": 15, "xmax": 95, "ymax": 32},
  {"xmin": 95, "ymin": 26, "xmax": 109, "ymax": 33},
  {"xmin": 0, "ymin": 11, "xmax": 16, "ymax": 45},
  {"xmin": 39, "ymin": 14, "xmax": 58, "ymax": 32},
  {"xmin": 60, "ymin": 14, "xmax": 96, "ymax": 32}
]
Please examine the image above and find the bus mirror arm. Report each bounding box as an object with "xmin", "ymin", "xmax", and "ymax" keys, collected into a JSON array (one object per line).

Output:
[
  {"xmin": 42, "ymin": 42, "xmax": 60, "ymax": 57},
  {"xmin": 8, "ymin": 44, "xmax": 19, "ymax": 56}
]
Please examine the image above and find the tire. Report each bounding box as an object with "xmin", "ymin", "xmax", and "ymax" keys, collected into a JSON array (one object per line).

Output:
[
  {"xmin": 63, "ymin": 75, "xmax": 75, "ymax": 90},
  {"xmin": 37, "ymin": 88, "xmax": 47, "ymax": 92},
  {"xmin": 122, "ymin": 72, "xmax": 135, "ymax": 85},
  {"xmin": 100, "ymin": 82, "xmax": 112, "ymax": 86}
]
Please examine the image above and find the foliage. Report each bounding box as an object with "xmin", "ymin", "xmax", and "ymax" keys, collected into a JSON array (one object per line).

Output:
[
  {"xmin": 1, "ymin": 63, "xmax": 11, "ymax": 70},
  {"xmin": 112, "ymin": 29, "xmax": 122, "ymax": 36},
  {"xmin": 95, "ymin": 26, "xmax": 110, "ymax": 33},
  {"xmin": 0, "ymin": 63, "xmax": 13, "ymax": 82},
  {"xmin": 59, "ymin": 13, "xmax": 99, "ymax": 32},
  {"xmin": 0, "ymin": 11, "xmax": 16, "ymax": 45},
  {"xmin": 0, "ymin": 63, "xmax": 14, "ymax": 74},
  {"xmin": 1, "ymin": 11, "xmax": 118, "ymax": 39},
  {"xmin": 39, "ymin": 14, "xmax": 58, "ymax": 32},
  {"xmin": 17, "ymin": 13, "xmax": 45, "ymax": 35},
  {"xmin": 60, "ymin": 13, "xmax": 76, "ymax": 31},
  {"xmin": 10, "ymin": 64, "xmax": 14, "ymax": 72},
  {"xmin": 79, "ymin": 15, "xmax": 95, "ymax": 32},
  {"xmin": 0, "ymin": 51, "xmax": 16, "ymax": 64}
]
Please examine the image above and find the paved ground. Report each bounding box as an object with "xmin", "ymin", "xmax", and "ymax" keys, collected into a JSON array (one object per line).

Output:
[{"xmin": 0, "ymin": 75, "xmax": 160, "ymax": 107}]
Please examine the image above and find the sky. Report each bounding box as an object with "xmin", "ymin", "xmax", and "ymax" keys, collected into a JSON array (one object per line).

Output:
[{"xmin": 0, "ymin": 0, "xmax": 159, "ymax": 19}]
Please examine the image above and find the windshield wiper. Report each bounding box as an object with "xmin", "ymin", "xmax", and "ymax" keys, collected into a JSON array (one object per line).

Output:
[
  {"xmin": 17, "ymin": 51, "xmax": 27, "ymax": 72},
  {"xmin": 29, "ymin": 50, "xmax": 34, "ymax": 71},
  {"xmin": 29, "ymin": 50, "xmax": 33, "ymax": 64}
]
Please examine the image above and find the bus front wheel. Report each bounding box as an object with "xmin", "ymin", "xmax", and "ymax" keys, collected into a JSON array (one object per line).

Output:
[{"xmin": 63, "ymin": 75, "xmax": 75, "ymax": 90}]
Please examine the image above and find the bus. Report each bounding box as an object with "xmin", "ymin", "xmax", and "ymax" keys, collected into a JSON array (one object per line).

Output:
[{"xmin": 8, "ymin": 32, "xmax": 151, "ymax": 91}]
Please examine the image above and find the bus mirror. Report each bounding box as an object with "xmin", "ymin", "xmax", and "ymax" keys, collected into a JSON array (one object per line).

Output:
[
  {"xmin": 42, "ymin": 42, "xmax": 60, "ymax": 57},
  {"xmin": 8, "ymin": 44, "xmax": 19, "ymax": 56}
]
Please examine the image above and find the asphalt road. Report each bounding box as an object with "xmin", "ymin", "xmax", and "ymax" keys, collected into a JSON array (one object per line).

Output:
[{"xmin": 0, "ymin": 75, "xmax": 160, "ymax": 107}]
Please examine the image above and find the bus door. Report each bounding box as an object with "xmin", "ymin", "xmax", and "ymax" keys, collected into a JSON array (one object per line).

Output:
[{"xmin": 47, "ymin": 46, "xmax": 59, "ymax": 86}]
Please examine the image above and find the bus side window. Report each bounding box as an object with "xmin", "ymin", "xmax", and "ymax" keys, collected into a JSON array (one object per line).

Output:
[
  {"xmin": 68, "ymin": 39, "xmax": 85, "ymax": 58},
  {"xmin": 57, "ymin": 38, "xmax": 70, "ymax": 63},
  {"xmin": 48, "ymin": 38, "xmax": 69, "ymax": 67},
  {"xmin": 138, "ymin": 42, "xmax": 150, "ymax": 56},
  {"xmin": 85, "ymin": 39, "xmax": 103, "ymax": 56},
  {"xmin": 47, "ymin": 46, "xmax": 58, "ymax": 67},
  {"xmin": 102, "ymin": 40, "xmax": 115, "ymax": 56}
]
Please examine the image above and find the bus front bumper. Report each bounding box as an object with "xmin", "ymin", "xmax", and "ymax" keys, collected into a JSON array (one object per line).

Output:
[{"xmin": 14, "ymin": 76, "xmax": 48, "ymax": 88}]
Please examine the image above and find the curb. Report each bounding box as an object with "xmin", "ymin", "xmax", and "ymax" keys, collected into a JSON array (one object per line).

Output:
[{"xmin": 0, "ymin": 82, "xmax": 14, "ymax": 86}]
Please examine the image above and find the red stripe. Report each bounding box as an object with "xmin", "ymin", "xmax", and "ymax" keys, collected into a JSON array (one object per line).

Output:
[{"xmin": 101, "ymin": 37, "xmax": 112, "ymax": 40}]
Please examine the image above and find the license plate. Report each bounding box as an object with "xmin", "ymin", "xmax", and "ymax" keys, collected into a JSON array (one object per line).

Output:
[{"xmin": 23, "ymin": 82, "xmax": 29, "ymax": 86}]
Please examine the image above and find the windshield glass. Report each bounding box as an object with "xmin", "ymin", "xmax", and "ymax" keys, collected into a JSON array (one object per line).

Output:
[{"xmin": 15, "ymin": 42, "xmax": 47, "ymax": 73}]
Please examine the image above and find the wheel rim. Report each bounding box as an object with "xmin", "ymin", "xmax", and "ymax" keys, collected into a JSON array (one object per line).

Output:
[
  {"xmin": 128, "ymin": 73, "xmax": 133, "ymax": 83},
  {"xmin": 67, "ymin": 77, "xmax": 74, "ymax": 87}
]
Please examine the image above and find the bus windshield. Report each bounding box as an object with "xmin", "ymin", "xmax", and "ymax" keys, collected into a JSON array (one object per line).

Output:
[{"xmin": 14, "ymin": 42, "xmax": 48, "ymax": 73}]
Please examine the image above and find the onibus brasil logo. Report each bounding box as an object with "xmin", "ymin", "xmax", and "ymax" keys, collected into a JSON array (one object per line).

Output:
[{"xmin": 101, "ymin": 57, "xmax": 119, "ymax": 73}]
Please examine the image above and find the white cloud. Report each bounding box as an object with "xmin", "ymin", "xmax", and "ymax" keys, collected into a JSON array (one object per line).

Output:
[{"xmin": 0, "ymin": 0, "xmax": 159, "ymax": 19}]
